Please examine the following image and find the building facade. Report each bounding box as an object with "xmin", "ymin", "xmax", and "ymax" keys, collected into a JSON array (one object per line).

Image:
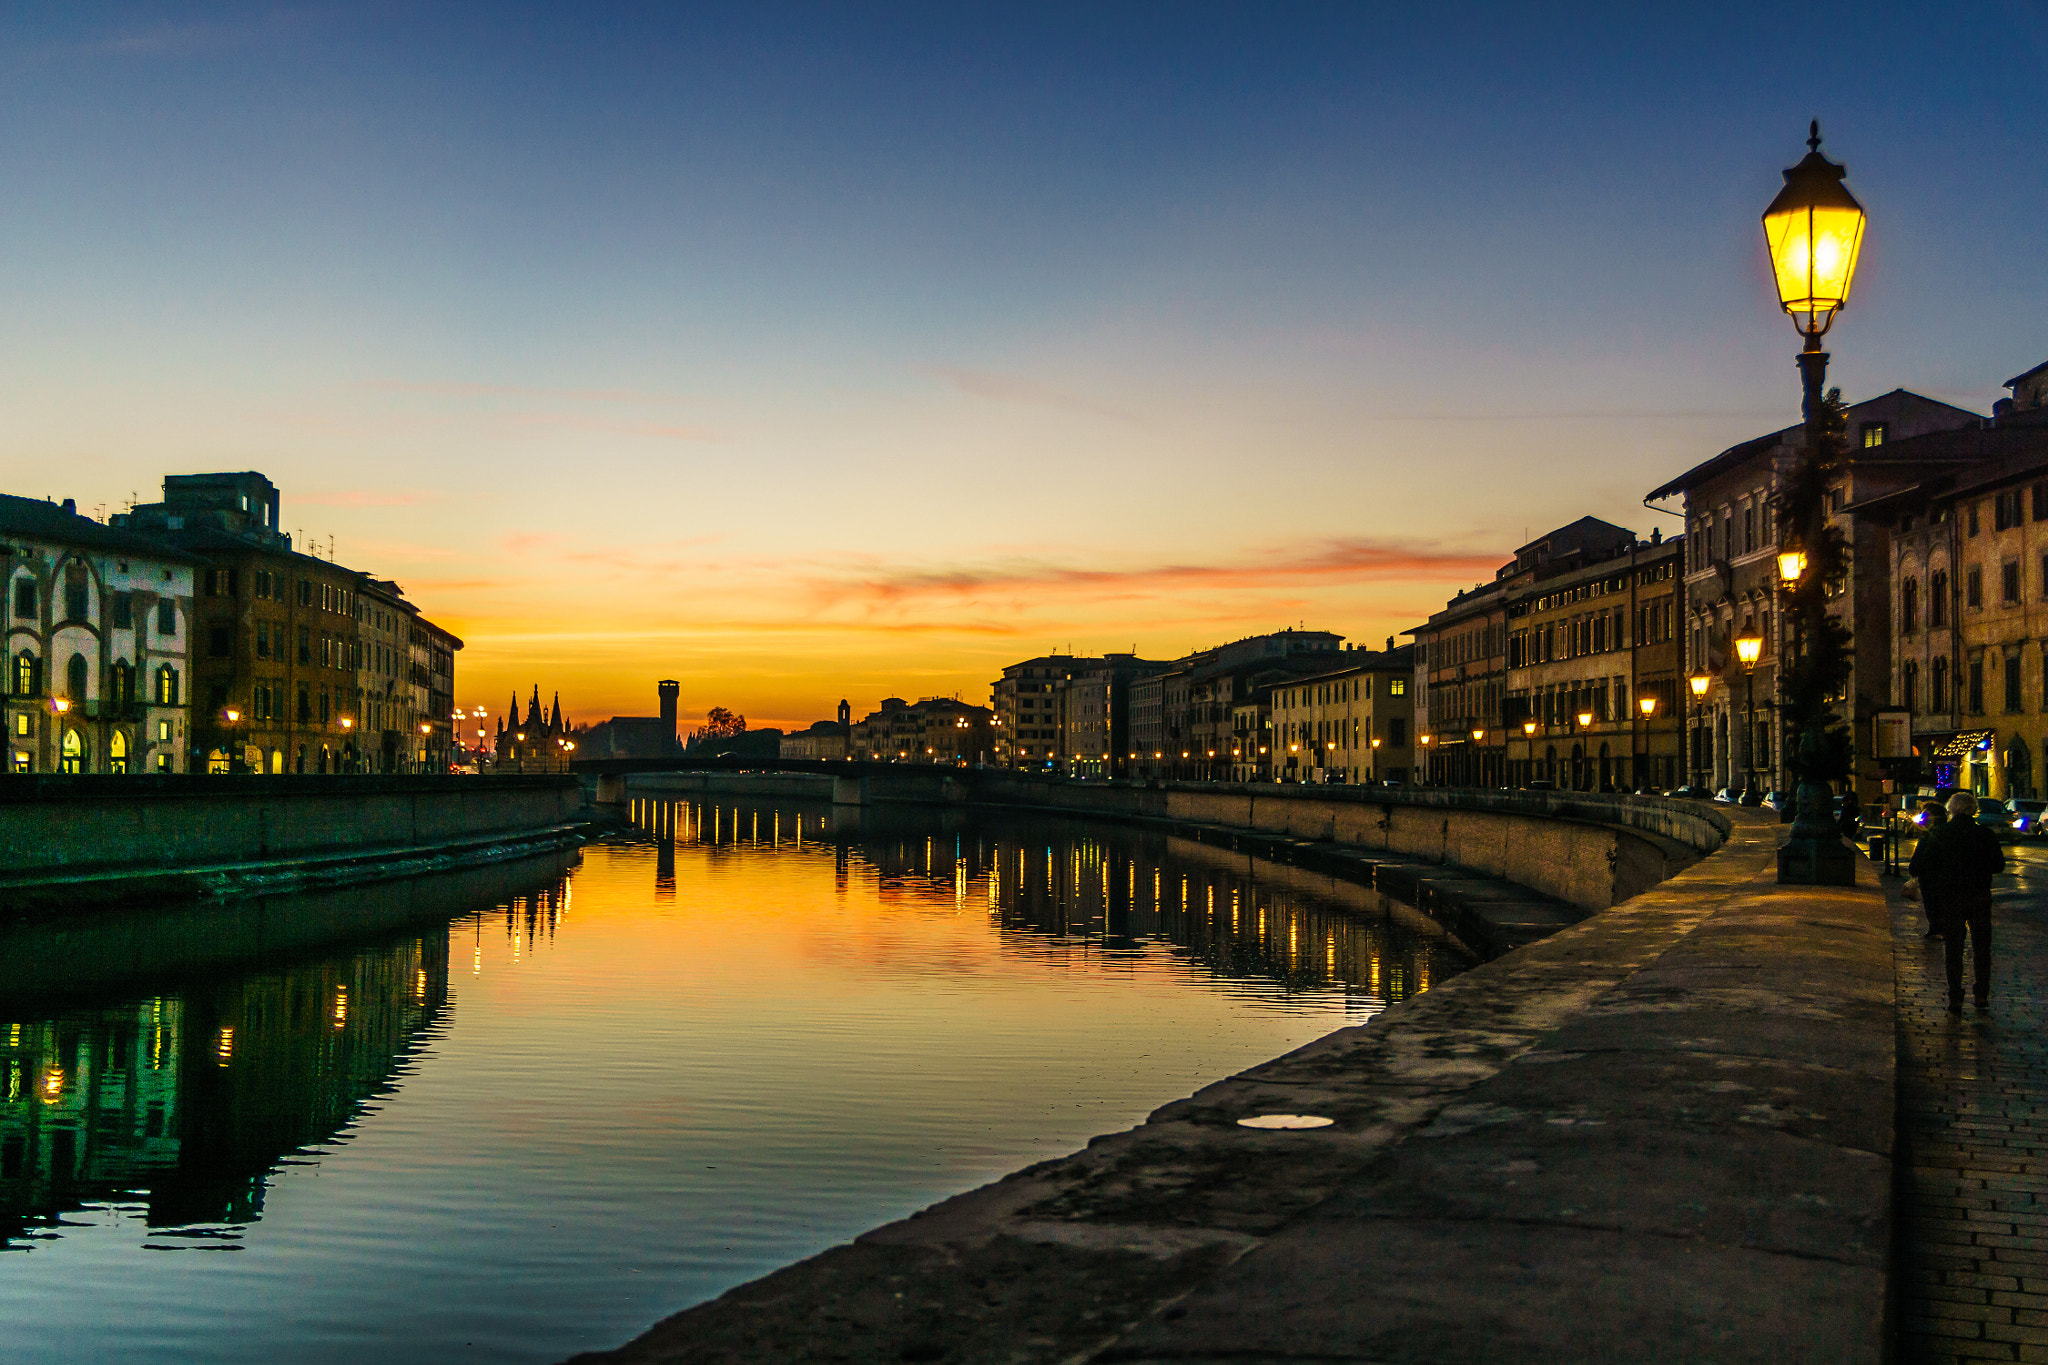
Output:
[
  {"xmin": 851, "ymin": 696, "xmax": 993, "ymax": 764},
  {"xmin": 1502, "ymin": 525, "xmax": 1684, "ymax": 792},
  {"xmin": 116, "ymin": 471, "xmax": 462, "ymax": 775},
  {"xmin": 2, "ymin": 495, "xmax": 197, "ymax": 775},
  {"xmin": 1848, "ymin": 397, "xmax": 2048, "ymax": 799},
  {"xmin": 1647, "ymin": 390, "xmax": 1983, "ymax": 801},
  {"xmin": 1265, "ymin": 644, "xmax": 1415, "ymax": 784}
]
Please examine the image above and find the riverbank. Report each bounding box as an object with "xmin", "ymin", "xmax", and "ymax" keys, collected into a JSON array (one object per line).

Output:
[
  {"xmin": 572, "ymin": 806, "xmax": 1895, "ymax": 1364},
  {"xmin": 0, "ymin": 774, "xmax": 583, "ymax": 910},
  {"xmin": 626, "ymin": 772, "xmax": 1729, "ymax": 957}
]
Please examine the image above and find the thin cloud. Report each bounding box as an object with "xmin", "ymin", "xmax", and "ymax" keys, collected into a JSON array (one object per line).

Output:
[
  {"xmin": 822, "ymin": 539, "xmax": 1502, "ymax": 609},
  {"xmin": 363, "ymin": 379, "xmax": 691, "ymax": 406},
  {"xmin": 927, "ymin": 366, "xmax": 1138, "ymax": 423}
]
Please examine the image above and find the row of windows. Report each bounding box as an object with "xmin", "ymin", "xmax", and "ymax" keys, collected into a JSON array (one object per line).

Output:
[
  {"xmin": 208, "ymin": 568, "xmax": 353, "ymax": 614},
  {"xmin": 1900, "ymin": 655, "xmax": 2048, "ymax": 717},
  {"xmin": 1690, "ymin": 497, "xmax": 1775, "ymax": 568},
  {"xmin": 11, "ymin": 652, "xmax": 179, "ymax": 705},
  {"xmin": 12, "ymin": 577, "xmax": 179, "ymax": 636},
  {"xmin": 1899, "ymin": 557, "xmax": 2048, "ymax": 631}
]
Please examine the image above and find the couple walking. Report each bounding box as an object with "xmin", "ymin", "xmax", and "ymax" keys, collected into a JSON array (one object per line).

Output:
[{"xmin": 1908, "ymin": 791, "xmax": 2005, "ymax": 1013}]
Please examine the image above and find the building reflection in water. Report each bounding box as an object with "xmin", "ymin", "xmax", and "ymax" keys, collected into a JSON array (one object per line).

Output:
[
  {"xmin": 623, "ymin": 796, "xmax": 1467, "ymax": 1009},
  {"xmin": 0, "ymin": 862, "xmax": 575, "ymax": 1250}
]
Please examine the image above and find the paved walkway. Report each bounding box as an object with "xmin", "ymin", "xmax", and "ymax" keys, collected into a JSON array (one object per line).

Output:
[{"xmin": 1894, "ymin": 842, "xmax": 2048, "ymax": 1362}]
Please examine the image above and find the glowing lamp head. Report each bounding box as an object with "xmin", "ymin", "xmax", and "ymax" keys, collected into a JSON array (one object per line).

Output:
[
  {"xmin": 222, "ymin": 708, "xmax": 238, "ymax": 723},
  {"xmin": 1735, "ymin": 634, "xmax": 1764, "ymax": 668},
  {"xmin": 1777, "ymin": 549, "xmax": 1807, "ymax": 585},
  {"xmin": 1576, "ymin": 712, "xmax": 1593, "ymax": 729},
  {"xmin": 1372, "ymin": 736, "xmax": 1383, "ymax": 748},
  {"xmin": 420, "ymin": 723, "xmax": 432, "ymax": 735},
  {"xmin": 52, "ymin": 698, "xmax": 69, "ymax": 713},
  {"xmin": 1689, "ymin": 673, "xmax": 1711, "ymax": 699},
  {"xmin": 1762, "ymin": 122, "xmax": 1865, "ymax": 338},
  {"xmin": 1639, "ymin": 696, "xmax": 1657, "ymax": 718},
  {"xmin": 1471, "ymin": 728, "xmax": 1483, "ymax": 741},
  {"xmin": 1523, "ymin": 720, "xmax": 1538, "ymax": 735}
]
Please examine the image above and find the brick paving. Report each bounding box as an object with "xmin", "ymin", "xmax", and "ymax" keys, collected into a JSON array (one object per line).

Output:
[{"xmin": 1894, "ymin": 842, "xmax": 2048, "ymax": 1363}]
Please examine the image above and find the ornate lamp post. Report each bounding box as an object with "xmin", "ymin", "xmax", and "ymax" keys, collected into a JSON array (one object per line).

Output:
[
  {"xmin": 1637, "ymin": 694, "xmax": 1658, "ymax": 791},
  {"xmin": 1763, "ymin": 122, "xmax": 1866, "ymax": 884},
  {"xmin": 1735, "ymin": 632, "xmax": 1764, "ymax": 803},
  {"xmin": 1688, "ymin": 673, "xmax": 1711, "ymax": 790},
  {"xmin": 1575, "ymin": 710, "xmax": 1594, "ymax": 791}
]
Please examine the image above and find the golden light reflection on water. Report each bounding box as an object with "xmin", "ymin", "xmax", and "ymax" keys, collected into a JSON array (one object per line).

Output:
[
  {"xmin": 619, "ymin": 796, "xmax": 1466, "ymax": 1005},
  {"xmin": 0, "ymin": 803, "xmax": 1472, "ymax": 1365}
]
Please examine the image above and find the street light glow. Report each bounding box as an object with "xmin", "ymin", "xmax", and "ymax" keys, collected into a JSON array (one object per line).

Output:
[{"xmin": 1762, "ymin": 123, "xmax": 1866, "ymax": 337}]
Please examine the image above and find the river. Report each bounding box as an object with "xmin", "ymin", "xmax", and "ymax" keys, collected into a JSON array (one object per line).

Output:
[{"xmin": 0, "ymin": 796, "xmax": 1468, "ymax": 1363}]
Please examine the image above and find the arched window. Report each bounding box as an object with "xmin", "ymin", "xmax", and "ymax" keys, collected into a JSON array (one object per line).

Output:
[
  {"xmin": 1901, "ymin": 577, "xmax": 1919, "ymax": 634},
  {"xmin": 65, "ymin": 652, "xmax": 87, "ymax": 700},
  {"xmin": 109, "ymin": 729, "xmax": 129, "ymax": 775},
  {"xmin": 156, "ymin": 665, "xmax": 179, "ymax": 706},
  {"xmin": 110, "ymin": 660, "xmax": 132, "ymax": 707},
  {"xmin": 1903, "ymin": 661, "xmax": 1919, "ymax": 715},
  {"xmin": 60, "ymin": 729, "xmax": 85, "ymax": 774},
  {"xmin": 14, "ymin": 652, "xmax": 35, "ymax": 697},
  {"xmin": 1932, "ymin": 657, "xmax": 1950, "ymax": 713}
]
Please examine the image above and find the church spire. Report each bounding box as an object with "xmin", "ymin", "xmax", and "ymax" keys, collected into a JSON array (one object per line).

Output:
[
  {"xmin": 550, "ymin": 692, "xmax": 563, "ymax": 733},
  {"xmin": 528, "ymin": 684, "xmax": 542, "ymax": 727}
]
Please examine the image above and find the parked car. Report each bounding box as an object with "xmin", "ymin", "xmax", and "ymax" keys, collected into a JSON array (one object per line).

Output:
[
  {"xmin": 1761, "ymin": 790, "xmax": 1790, "ymax": 811},
  {"xmin": 2008, "ymin": 798, "xmax": 2048, "ymax": 836},
  {"xmin": 1522, "ymin": 779, "xmax": 1557, "ymax": 791},
  {"xmin": 1974, "ymin": 796, "xmax": 2017, "ymax": 838},
  {"xmin": 1668, "ymin": 784, "xmax": 1716, "ymax": 800}
]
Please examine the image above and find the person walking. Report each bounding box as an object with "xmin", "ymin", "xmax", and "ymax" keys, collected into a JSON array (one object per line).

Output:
[
  {"xmin": 1913, "ymin": 800, "xmax": 1949, "ymax": 938},
  {"xmin": 1909, "ymin": 791, "xmax": 2005, "ymax": 1013}
]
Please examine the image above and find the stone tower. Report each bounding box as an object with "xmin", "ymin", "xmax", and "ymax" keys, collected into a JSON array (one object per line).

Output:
[
  {"xmin": 837, "ymin": 698, "xmax": 851, "ymax": 726},
  {"xmin": 658, "ymin": 680, "xmax": 680, "ymax": 752}
]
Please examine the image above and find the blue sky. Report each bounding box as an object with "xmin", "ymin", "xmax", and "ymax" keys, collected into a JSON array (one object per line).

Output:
[{"xmin": 1, "ymin": 3, "xmax": 2041, "ymax": 722}]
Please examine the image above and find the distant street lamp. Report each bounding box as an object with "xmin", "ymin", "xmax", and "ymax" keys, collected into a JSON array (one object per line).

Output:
[
  {"xmin": 1688, "ymin": 672, "xmax": 1711, "ymax": 789},
  {"xmin": 1735, "ymin": 632, "xmax": 1764, "ymax": 804},
  {"xmin": 1764, "ymin": 122, "xmax": 1866, "ymax": 884},
  {"xmin": 1637, "ymin": 694, "xmax": 1658, "ymax": 791}
]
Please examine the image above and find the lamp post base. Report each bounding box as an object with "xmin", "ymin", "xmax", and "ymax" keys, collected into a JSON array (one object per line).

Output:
[
  {"xmin": 1777, "ymin": 773, "xmax": 1855, "ymax": 885},
  {"xmin": 1777, "ymin": 834, "xmax": 1857, "ymax": 885}
]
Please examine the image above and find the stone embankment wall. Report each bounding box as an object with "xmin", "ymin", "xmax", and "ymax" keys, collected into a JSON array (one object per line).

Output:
[
  {"xmin": 572, "ymin": 808, "xmax": 1896, "ymax": 1365},
  {"xmin": 627, "ymin": 770, "xmax": 1730, "ymax": 915},
  {"xmin": 0, "ymin": 774, "xmax": 583, "ymax": 907}
]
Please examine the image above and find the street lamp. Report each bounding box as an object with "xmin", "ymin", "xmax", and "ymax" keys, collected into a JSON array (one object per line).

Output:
[
  {"xmin": 1637, "ymin": 694, "xmax": 1658, "ymax": 792},
  {"xmin": 1764, "ymin": 122, "xmax": 1865, "ymax": 885},
  {"xmin": 1777, "ymin": 550, "xmax": 1807, "ymax": 587},
  {"xmin": 1735, "ymin": 631, "xmax": 1764, "ymax": 804},
  {"xmin": 1573, "ymin": 710, "xmax": 1594, "ymax": 790},
  {"xmin": 1688, "ymin": 672, "xmax": 1710, "ymax": 789},
  {"xmin": 1418, "ymin": 733, "xmax": 1431, "ymax": 785}
]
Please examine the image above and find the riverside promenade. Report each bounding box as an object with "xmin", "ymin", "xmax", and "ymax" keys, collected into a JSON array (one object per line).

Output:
[
  {"xmin": 573, "ymin": 804, "xmax": 1901, "ymax": 1364},
  {"xmin": 1894, "ymin": 841, "xmax": 2048, "ymax": 1363}
]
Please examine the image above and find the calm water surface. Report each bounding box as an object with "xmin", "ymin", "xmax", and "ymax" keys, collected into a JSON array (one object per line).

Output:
[{"xmin": 0, "ymin": 798, "xmax": 1467, "ymax": 1363}]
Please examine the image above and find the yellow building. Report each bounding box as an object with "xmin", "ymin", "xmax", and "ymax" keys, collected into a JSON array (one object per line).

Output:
[{"xmin": 1265, "ymin": 645, "xmax": 1415, "ymax": 784}]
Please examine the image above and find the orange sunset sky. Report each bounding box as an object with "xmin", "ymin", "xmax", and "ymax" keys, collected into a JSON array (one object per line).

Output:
[{"xmin": 4, "ymin": 8, "xmax": 2038, "ymax": 732}]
